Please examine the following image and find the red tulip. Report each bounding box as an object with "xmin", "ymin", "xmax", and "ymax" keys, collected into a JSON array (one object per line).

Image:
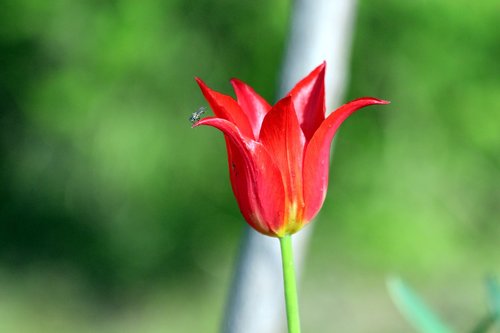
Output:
[{"xmin": 193, "ymin": 62, "xmax": 389, "ymax": 237}]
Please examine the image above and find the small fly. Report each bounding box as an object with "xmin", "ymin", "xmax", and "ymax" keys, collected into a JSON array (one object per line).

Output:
[{"xmin": 189, "ymin": 107, "xmax": 206, "ymax": 125}]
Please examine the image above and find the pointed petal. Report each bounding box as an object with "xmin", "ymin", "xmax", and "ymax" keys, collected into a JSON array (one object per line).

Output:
[
  {"xmin": 287, "ymin": 62, "xmax": 326, "ymax": 141},
  {"xmin": 303, "ymin": 97, "xmax": 390, "ymax": 220},
  {"xmin": 195, "ymin": 77, "xmax": 254, "ymax": 139},
  {"xmin": 230, "ymin": 78, "xmax": 271, "ymax": 139},
  {"xmin": 194, "ymin": 117, "xmax": 286, "ymax": 235},
  {"xmin": 259, "ymin": 97, "xmax": 306, "ymax": 227}
]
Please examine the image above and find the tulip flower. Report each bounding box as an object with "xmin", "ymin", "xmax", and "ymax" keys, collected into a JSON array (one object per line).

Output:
[
  {"xmin": 193, "ymin": 62, "xmax": 389, "ymax": 333},
  {"xmin": 193, "ymin": 62, "xmax": 389, "ymax": 237}
]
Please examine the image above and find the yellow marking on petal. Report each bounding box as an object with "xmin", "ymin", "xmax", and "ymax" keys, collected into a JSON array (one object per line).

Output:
[{"xmin": 274, "ymin": 200, "xmax": 306, "ymax": 237}]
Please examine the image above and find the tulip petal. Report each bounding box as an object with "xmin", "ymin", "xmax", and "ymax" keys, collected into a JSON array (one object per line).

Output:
[
  {"xmin": 287, "ymin": 62, "xmax": 326, "ymax": 141},
  {"xmin": 230, "ymin": 78, "xmax": 271, "ymax": 139},
  {"xmin": 303, "ymin": 97, "xmax": 390, "ymax": 221},
  {"xmin": 195, "ymin": 78, "xmax": 254, "ymax": 139},
  {"xmin": 194, "ymin": 117, "xmax": 286, "ymax": 235},
  {"xmin": 259, "ymin": 97, "xmax": 305, "ymax": 231}
]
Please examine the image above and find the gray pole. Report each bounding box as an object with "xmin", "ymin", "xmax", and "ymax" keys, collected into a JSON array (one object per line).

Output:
[{"xmin": 222, "ymin": 1, "xmax": 358, "ymax": 332}]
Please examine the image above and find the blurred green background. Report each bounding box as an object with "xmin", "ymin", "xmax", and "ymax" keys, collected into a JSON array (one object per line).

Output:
[{"xmin": 0, "ymin": 0, "xmax": 498, "ymax": 332}]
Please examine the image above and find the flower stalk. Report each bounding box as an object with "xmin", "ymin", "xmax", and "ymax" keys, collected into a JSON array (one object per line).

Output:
[
  {"xmin": 280, "ymin": 235, "xmax": 301, "ymax": 333},
  {"xmin": 193, "ymin": 62, "xmax": 388, "ymax": 331}
]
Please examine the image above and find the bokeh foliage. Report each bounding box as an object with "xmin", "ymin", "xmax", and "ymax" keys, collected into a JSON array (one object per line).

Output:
[
  {"xmin": 0, "ymin": 0, "xmax": 498, "ymax": 332},
  {"xmin": 311, "ymin": 0, "xmax": 500, "ymax": 273},
  {"xmin": 0, "ymin": 0, "xmax": 290, "ymax": 291}
]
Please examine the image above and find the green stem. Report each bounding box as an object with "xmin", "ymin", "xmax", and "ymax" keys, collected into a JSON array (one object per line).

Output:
[{"xmin": 279, "ymin": 235, "xmax": 301, "ymax": 333}]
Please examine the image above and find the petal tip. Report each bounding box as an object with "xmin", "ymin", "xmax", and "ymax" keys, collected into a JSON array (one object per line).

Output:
[
  {"xmin": 315, "ymin": 61, "xmax": 326, "ymax": 75},
  {"xmin": 191, "ymin": 117, "xmax": 215, "ymax": 129},
  {"xmin": 195, "ymin": 77, "xmax": 206, "ymax": 87},
  {"xmin": 229, "ymin": 77, "xmax": 245, "ymax": 91},
  {"xmin": 276, "ymin": 95, "xmax": 294, "ymax": 108},
  {"xmin": 353, "ymin": 97, "xmax": 391, "ymax": 105}
]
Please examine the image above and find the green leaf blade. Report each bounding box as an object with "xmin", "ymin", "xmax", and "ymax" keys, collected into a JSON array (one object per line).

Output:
[{"xmin": 387, "ymin": 277, "xmax": 456, "ymax": 333}]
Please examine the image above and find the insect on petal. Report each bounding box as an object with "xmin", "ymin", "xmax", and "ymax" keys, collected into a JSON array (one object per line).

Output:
[{"xmin": 195, "ymin": 78, "xmax": 254, "ymax": 139}]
